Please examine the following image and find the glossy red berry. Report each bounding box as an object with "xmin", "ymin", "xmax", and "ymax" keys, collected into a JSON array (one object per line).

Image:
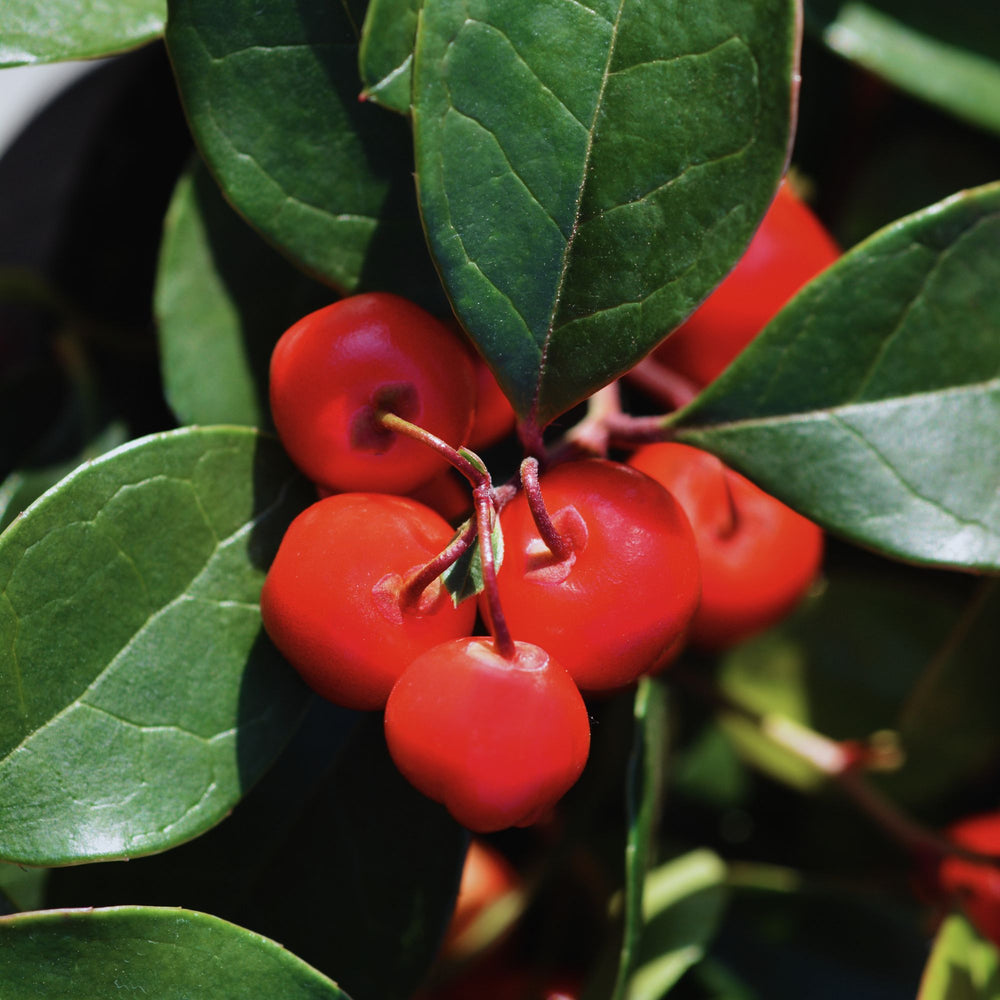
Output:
[
  {"xmin": 269, "ymin": 293, "xmax": 477, "ymax": 494},
  {"xmin": 937, "ymin": 812, "xmax": 1000, "ymax": 946},
  {"xmin": 260, "ymin": 493, "xmax": 477, "ymax": 711},
  {"xmin": 629, "ymin": 443, "xmax": 823, "ymax": 649},
  {"xmin": 654, "ymin": 181, "xmax": 839, "ymax": 386},
  {"xmin": 384, "ymin": 638, "xmax": 591, "ymax": 832},
  {"xmin": 468, "ymin": 356, "xmax": 518, "ymax": 450},
  {"xmin": 489, "ymin": 460, "xmax": 701, "ymax": 691}
]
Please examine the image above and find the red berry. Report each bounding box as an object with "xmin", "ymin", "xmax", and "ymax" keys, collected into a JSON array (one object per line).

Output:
[
  {"xmin": 938, "ymin": 812, "xmax": 1000, "ymax": 946},
  {"xmin": 489, "ymin": 459, "xmax": 701, "ymax": 691},
  {"xmin": 384, "ymin": 638, "xmax": 591, "ymax": 832},
  {"xmin": 269, "ymin": 293, "xmax": 476, "ymax": 494},
  {"xmin": 468, "ymin": 356, "xmax": 518, "ymax": 450},
  {"xmin": 260, "ymin": 493, "xmax": 476, "ymax": 711},
  {"xmin": 654, "ymin": 181, "xmax": 839, "ymax": 386},
  {"xmin": 629, "ymin": 443, "xmax": 823, "ymax": 649}
]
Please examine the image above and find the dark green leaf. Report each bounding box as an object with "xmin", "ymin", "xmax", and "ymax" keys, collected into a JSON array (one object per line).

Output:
[
  {"xmin": 0, "ymin": 906, "xmax": 350, "ymax": 998},
  {"xmin": 612, "ymin": 676, "xmax": 670, "ymax": 1000},
  {"xmin": 0, "ymin": 427, "xmax": 314, "ymax": 865},
  {"xmin": 805, "ymin": 1, "xmax": 1000, "ymax": 137},
  {"xmin": 0, "ymin": 1, "xmax": 164, "ymax": 66},
  {"xmin": 672, "ymin": 183, "xmax": 1000, "ymax": 572},
  {"xmin": 0, "ymin": 864, "xmax": 46, "ymax": 913},
  {"xmin": 359, "ymin": 0, "xmax": 421, "ymax": 113},
  {"xmin": 413, "ymin": 0, "xmax": 798, "ymax": 429},
  {"xmin": 155, "ymin": 160, "xmax": 333, "ymax": 428},
  {"xmin": 918, "ymin": 913, "xmax": 1000, "ymax": 1000},
  {"xmin": 627, "ymin": 849, "xmax": 729, "ymax": 1000},
  {"xmin": 165, "ymin": 0, "xmax": 439, "ymax": 301}
]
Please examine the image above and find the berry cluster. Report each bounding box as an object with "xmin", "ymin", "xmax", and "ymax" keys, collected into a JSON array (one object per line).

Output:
[{"xmin": 260, "ymin": 189, "xmax": 831, "ymax": 833}]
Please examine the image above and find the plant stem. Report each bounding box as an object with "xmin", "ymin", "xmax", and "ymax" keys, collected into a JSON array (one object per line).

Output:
[
  {"xmin": 377, "ymin": 410, "xmax": 485, "ymax": 487},
  {"xmin": 475, "ymin": 481, "xmax": 515, "ymax": 659},
  {"xmin": 624, "ymin": 356, "xmax": 700, "ymax": 411},
  {"xmin": 520, "ymin": 457, "xmax": 573, "ymax": 560},
  {"xmin": 398, "ymin": 518, "xmax": 478, "ymax": 608}
]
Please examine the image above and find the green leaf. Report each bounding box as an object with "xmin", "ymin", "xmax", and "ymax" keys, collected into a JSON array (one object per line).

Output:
[
  {"xmin": 805, "ymin": 1, "xmax": 1000, "ymax": 138},
  {"xmin": 0, "ymin": 427, "xmax": 315, "ymax": 865},
  {"xmin": 155, "ymin": 160, "xmax": 333, "ymax": 428},
  {"xmin": 0, "ymin": 0, "xmax": 165, "ymax": 66},
  {"xmin": 441, "ymin": 512, "xmax": 503, "ymax": 606},
  {"xmin": 165, "ymin": 0, "xmax": 438, "ymax": 299},
  {"xmin": 413, "ymin": 0, "xmax": 798, "ymax": 429},
  {"xmin": 0, "ymin": 906, "xmax": 350, "ymax": 998},
  {"xmin": 611, "ymin": 676, "xmax": 670, "ymax": 1000},
  {"xmin": 918, "ymin": 913, "xmax": 1000, "ymax": 1000},
  {"xmin": 627, "ymin": 849, "xmax": 729, "ymax": 1000},
  {"xmin": 0, "ymin": 864, "xmax": 47, "ymax": 913},
  {"xmin": 671, "ymin": 182, "xmax": 1000, "ymax": 572},
  {"xmin": 359, "ymin": 0, "xmax": 421, "ymax": 113}
]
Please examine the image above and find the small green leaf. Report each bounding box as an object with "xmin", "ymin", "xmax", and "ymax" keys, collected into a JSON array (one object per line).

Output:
[
  {"xmin": 0, "ymin": 906, "xmax": 350, "ymax": 998},
  {"xmin": 165, "ymin": 0, "xmax": 438, "ymax": 299},
  {"xmin": 441, "ymin": 511, "xmax": 503, "ymax": 606},
  {"xmin": 359, "ymin": 0, "xmax": 421, "ymax": 113},
  {"xmin": 0, "ymin": 0, "xmax": 165, "ymax": 66},
  {"xmin": 918, "ymin": 913, "xmax": 1000, "ymax": 1000},
  {"xmin": 672, "ymin": 182, "xmax": 1000, "ymax": 572},
  {"xmin": 627, "ymin": 849, "xmax": 729, "ymax": 1000},
  {"xmin": 0, "ymin": 427, "xmax": 315, "ymax": 865},
  {"xmin": 155, "ymin": 160, "xmax": 333, "ymax": 428},
  {"xmin": 806, "ymin": 1, "xmax": 1000, "ymax": 138},
  {"xmin": 414, "ymin": 0, "xmax": 797, "ymax": 429}
]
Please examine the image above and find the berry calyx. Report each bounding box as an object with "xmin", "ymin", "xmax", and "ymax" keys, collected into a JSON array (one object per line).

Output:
[
  {"xmin": 628, "ymin": 442, "xmax": 823, "ymax": 649},
  {"xmin": 654, "ymin": 181, "xmax": 839, "ymax": 386},
  {"xmin": 269, "ymin": 293, "xmax": 477, "ymax": 494},
  {"xmin": 260, "ymin": 493, "xmax": 477, "ymax": 711},
  {"xmin": 489, "ymin": 459, "xmax": 701, "ymax": 691},
  {"xmin": 384, "ymin": 637, "xmax": 591, "ymax": 832}
]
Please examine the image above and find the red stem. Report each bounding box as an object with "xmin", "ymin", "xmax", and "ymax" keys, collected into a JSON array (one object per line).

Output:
[
  {"xmin": 377, "ymin": 410, "xmax": 486, "ymax": 487},
  {"xmin": 624, "ymin": 356, "xmax": 700, "ymax": 411},
  {"xmin": 398, "ymin": 519, "xmax": 478, "ymax": 608},
  {"xmin": 475, "ymin": 481, "xmax": 515, "ymax": 659},
  {"xmin": 520, "ymin": 457, "xmax": 572, "ymax": 561}
]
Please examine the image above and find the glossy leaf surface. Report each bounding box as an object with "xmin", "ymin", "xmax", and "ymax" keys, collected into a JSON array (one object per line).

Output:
[
  {"xmin": 0, "ymin": 906, "xmax": 350, "ymax": 998},
  {"xmin": 413, "ymin": 0, "xmax": 798, "ymax": 429},
  {"xmin": 0, "ymin": 427, "xmax": 314, "ymax": 865},
  {"xmin": 165, "ymin": 0, "xmax": 433, "ymax": 295},
  {"xmin": 806, "ymin": 0, "xmax": 1000, "ymax": 137},
  {"xmin": 0, "ymin": 1, "xmax": 164, "ymax": 66},
  {"xmin": 673, "ymin": 183, "xmax": 1000, "ymax": 571},
  {"xmin": 155, "ymin": 161, "xmax": 333, "ymax": 428},
  {"xmin": 358, "ymin": 0, "xmax": 421, "ymax": 112}
]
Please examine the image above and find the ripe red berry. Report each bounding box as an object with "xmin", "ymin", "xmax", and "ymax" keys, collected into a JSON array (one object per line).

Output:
[
  {"xmin": 937, "ymin": 812, "xmax": 1000, "ymax": 946},
  {"xmin": 654, "ymin": 181, "xmax": 839, "ymax": 386},
  {"xmin": 628, "ymin": 443, "xmax": 823, "ymax": 649},
  {"xmin": 468, "ymin": 355, "xmax": 518, "ymax": 450},
  {"xmin": 384, "ymin": 638, "xmax": 591, "ymax": 832},
  {"xmin": 489, "ymin": 459, "xmax": 701, "ymax": 691},
  {"xmin": 260, "ymin": 493, "xmax": 477, "ymax": 711},
  {"xmin": 269, "ymin": 293, "xmax": 476, "ymax": 494}
]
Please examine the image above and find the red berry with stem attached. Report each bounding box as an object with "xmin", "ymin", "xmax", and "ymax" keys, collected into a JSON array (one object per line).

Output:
[
  {"xmin": 654, "ymin": 181, "xmax": 839, "ymax": 386},
  {"xmin": 937, "ymin": 811, "xmax": 1000, "ymax": 946},
  {"xmin": 489, "ymin": 459, "xmax": 701, "ymax": 691},
  {"xmin": 260, "ymin": 493, "xmax": 477, "ymax": 711},
  {"xmin": 269, "ymin": 293, "xmax": 476, "ymax": 494},
  {"xmin": 384, "ymin": 637, "xmax": 591, "ymax": 832},
  {"xmin": 629, "ymin": 442, "xmax": 823, "ymax": 649}
]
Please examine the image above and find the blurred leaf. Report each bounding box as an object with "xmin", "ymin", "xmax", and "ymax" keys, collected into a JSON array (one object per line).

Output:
[
  {"xmin": 805, "ymin": 1, "xmax": 1000, "ymax": 137},
  {"xmin": 0, "ymin": 0, "xmax": 164, "ymax": 66},
  {"xmin": 155, "ymin": 160, "xmax": 333, "ymax": 428},
  {"xmin": 358, "ymin": 0, "xmax": 421, "ymax": 112},
  {"xmin": 165, "ymin": 0, "xmax": 440, "ymax": 303},
  {"xmin": 0, "ymin": 427, "xmax": 315, "ymax": 865},
  {"xmin": 673, "ymin": 183, "xmax": 1000, "ymax": 572},
  {"xmin": 0, "ymin": 906, "xmax": 350, "ymax": 998},
  {"xmin": 672, "ymin": 720, "xmax": 751, "ymax": 809},
  {"xmin": 918, "ymin": 913, "xmax": 1000, "ymax": 1000},
  {"xmin": 413, "ymin": 0, "xmax": 798, "ymax": 429}
]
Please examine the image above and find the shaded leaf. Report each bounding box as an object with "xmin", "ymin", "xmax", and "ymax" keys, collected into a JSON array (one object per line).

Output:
[
  {"xmin": 155, "ymin": 160, "xmax": 333, "ymax": 428},
  {"xmin": 0, "ymin": 864, "xmax": 47, "ymax": 914},
  {"xmin": 0, "ymin": 1, "xmax": 164, "ymax": 66},
  {"xmin": 0, "ymin": 906, "xmax": 350, "ymax": 998},
  {"xmin": 672, "ymin": 183, "xmax": 1000, "ymax": 572},
  {"xmin": 0, "ymin": 427, "xmax": 315, "ymax": 865},
  {"xmin": 805, "ymin": 0, "xmax": 1000, "ymax": 138},
  {"xmin": 165, "ymin": 0, "xmax": 440, "ymax": 302},
  {"xmin": 359, "ymin": 0, "xmax": 421, "ymax": 113},
  {"xmin": 918, "ymin": 913, "xmax": 1000, "ymax": 1000},
  {"xmin": 413, "ymin": 0, "xmax": 798, "ymax": 429}
]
